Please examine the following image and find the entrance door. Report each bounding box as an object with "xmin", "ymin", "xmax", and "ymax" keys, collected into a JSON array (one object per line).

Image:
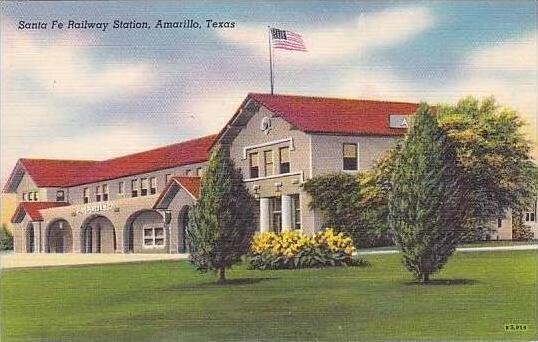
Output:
[
  {"xmin": 85, "ymin": 227, "xmax": 93, "ymax": 253},
  {"xmin": 27, "ymin": 225, "xmax": 34, "ymax": 253},
  {"xmin": 180, "ymin": 210, "xmax": 189, "ymax": 253}
]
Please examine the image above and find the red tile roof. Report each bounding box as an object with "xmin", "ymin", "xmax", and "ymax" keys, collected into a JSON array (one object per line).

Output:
[
  {"xmin": 7, "ymin": 135, "xmax": 217, "ymax": 189},
  {"xmin": 248, "ymin": 93, "xmax": 420, "ymax": 136},
  {"xmin": 12, "ymin": 202, "xmax": 70, "ymax": 223},
  {"xmin": 153, "ymin": 176, "xmax": 201, "ymax": 209},
  {"xmin": 173, "ymin": 176, "xmax": 201, "ymax": 199}
]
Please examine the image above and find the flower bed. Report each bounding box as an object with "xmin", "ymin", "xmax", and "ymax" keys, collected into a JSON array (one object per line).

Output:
[{"xmin": 249, "ymin": 228, "xmax": 366, "ymax": 270}]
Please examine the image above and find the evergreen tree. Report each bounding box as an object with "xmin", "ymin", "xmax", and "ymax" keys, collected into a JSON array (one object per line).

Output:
[
  {"xmin": 186, "ymin": 148, "xmax": 256, "ymax": 284},
  {"xmin": 388, "ymin": 103, "xmax": 468, "ymax": 283}
]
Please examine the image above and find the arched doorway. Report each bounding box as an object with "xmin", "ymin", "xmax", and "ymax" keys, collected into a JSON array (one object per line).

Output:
[
  {"xmin": 46, "ymin": 219, "xmax": 73, "ymax": 253},
  {"xmin": 26, "ymin": 223, "xmax": 35, "ymax": 253},
  {"xmin": 124, "ymin": 210, "xmax": 165, "ymax": 253},
  {"xmin": 178, "ymin": 206, "xmax": 191, "ymax": 253},
  {"xmin": 81, "ymin": 215, "xmax": 117, "ymax": 253}
]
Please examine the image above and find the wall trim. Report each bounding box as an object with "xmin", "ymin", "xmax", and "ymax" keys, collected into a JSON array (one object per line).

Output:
[
  {"xmin": 242, "ymin": 138, "xmax": 294, "ymax": 159},
  {"xmin": 244, "ymin": 171, "xmax": 304, "ymax": 183}
]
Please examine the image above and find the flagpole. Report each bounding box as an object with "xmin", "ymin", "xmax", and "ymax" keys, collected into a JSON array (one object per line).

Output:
[{"xmin": 268, "ymin": 26, "xmax": 274, "ymax": 94}]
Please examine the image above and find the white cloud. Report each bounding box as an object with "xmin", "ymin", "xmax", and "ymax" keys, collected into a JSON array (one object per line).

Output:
[
  {"xmin": 176, "ymin": 90, "xmax": 247, "ymax": 135},
  {"xmin": 469, "ymin": 31, "xmax": 536, "ymax": 71},
  {"xmin": 218, "ymin": 7, "xmax": 433, "ymax": 64},
  {"xmin": 1, "ymin": 26, "xmax": 154, "ymax": 101},
  {"xmin": 0, "ymin": 19, "xmax": 158, "ymax": 183}
]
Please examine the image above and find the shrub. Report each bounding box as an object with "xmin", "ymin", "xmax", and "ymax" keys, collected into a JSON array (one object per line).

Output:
[
  {"xmin": 0, "ymin": 224, "xmax": 14, "ymax": 251},
  {"xmin": 249, "ymin": 229, "xmax": 367, "ymax": 270},
  {"xmin": 512, "ymin": 210, "xmax": 534, "ymax": 241}
]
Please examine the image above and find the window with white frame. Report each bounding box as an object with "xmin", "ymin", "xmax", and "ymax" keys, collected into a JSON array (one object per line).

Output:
[
  {"xmin": 102, "ymin": 184, "xmax": 109, "ymax": 201},
  {"xmin": 95, "ymin": 186, "xmax": 101, "ymax": 202},
  {"xmin": 292, "ymin": 194, "xmax": 301, "ymax": 230},
  {"xmin": 165, "ymin": 174, "xmax": 172, "ymax": 184},
  {"xmin": 249, "ymin": 152, "xmax": 259, "ymax": 178},
  {"xmin": 271, "ymin": 197, "xmax": 282, "ymax": 233},
  {"xmin": 32, "ymin": 191, "xmax": 38, "ymax": 201},
  {"xmin": 185, "ymin": 169, "xmax": 192, "ymax": 176},
  {"xmin": 279, "ymin": 147, "xmax": 290, "ymax": 174},
  {"xmin": 56, "ymin": 190, "xmax": 65, "ymax": 202},
  {"xmin": 343, "ymin": 143, "xmax": 358, "ymax": 171},
  {"xmin": 264, "ymin": 150, "xmax": 274, "ymax": 176},
  {"xmin": 118, "ymin": 181, "xmax": 124, "ymax": 195},
  {"xmin": 196, "ymin": 167, "xmax": 203, "ymax": 177},
  {"xmin": 140, "ymin": 178, "xmax": 149, "ymax": 196},
  {"xmin": 22, "ymin": 192, "xmax": 27, "ymax": 201},
  {"xmin": 83, "ymin": 188, "xmax": 89, "ymax": 203},
  {"xmin": 131, "ymin": 179, "xmax": 138, "ymax": 197},
  {"xmin": 525, "ymin": 211, "xmax": 536, "ymax": 222},
  {"xmin": 143, "ymin": 226, "xmax": 165, "ymax": 247},
  {"xmin": 150, "ymin": 177, "xmax": 157, "ymax": 195}
]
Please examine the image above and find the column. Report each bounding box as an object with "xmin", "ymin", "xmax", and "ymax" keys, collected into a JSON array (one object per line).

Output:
[
  {"xmin": 281, "ymin": 195, "xmax": 293, "ymax": 232},
  {"xmin": 259, "ymin": 198, "xmax": 270, "ymax": 233}
]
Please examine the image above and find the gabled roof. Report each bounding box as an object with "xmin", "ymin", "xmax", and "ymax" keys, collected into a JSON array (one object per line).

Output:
[
  {"xmin": 153, "ymin": 176, "xmax": 201, "ymax": 209},
  {"xmin": 11, "ymin": 202, "xmax": 70, "ymax": 223},
  {"xmin": 4, "ymin": 135, "xmax": 217, "ymax": 192},
  {"xmin": 247, "ymin": 93, "xmax": 420, "ymax": 136}
]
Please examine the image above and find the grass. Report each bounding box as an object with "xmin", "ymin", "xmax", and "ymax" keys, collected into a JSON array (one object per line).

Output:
[{"xmin": 1, "ymin": 250, "xmax": 536, "ymax": 341}]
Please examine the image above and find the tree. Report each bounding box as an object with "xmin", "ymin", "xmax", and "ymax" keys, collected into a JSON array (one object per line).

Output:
[
  {"xmin": 302, "ymin": 173, "xmax": 391, "ymax": 247},
  {"xmin": 389, "ymin": 103, "xmax": 468, "ymax": 283},
  {"xmin": 436, "ymin": 96, "xmax": 538, "ymax": 238},
  {"xmin": 0, "ymin": 224, "xmax": 14, "ymax": 251},
  {"xmin": 186, "ymin": 148, "xmax": 256, "ymax": 284}
]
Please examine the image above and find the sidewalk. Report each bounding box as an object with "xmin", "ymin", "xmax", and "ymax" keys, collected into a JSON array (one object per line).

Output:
[
  {"xmin": 1, "ymin": 244, "xmax": 536, "ymax": 270},
  {"xmin": 357, "ymin": 244, "xmax": 538, "ymax": 255},
  {"xmin": 0, "ymin": 252, "xmax": 188, "ymax": 269}
]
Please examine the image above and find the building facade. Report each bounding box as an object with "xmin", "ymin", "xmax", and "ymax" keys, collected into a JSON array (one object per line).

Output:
[{"xmin": 4, "ymin": 93, "xmax": 536, "ymax": 253}]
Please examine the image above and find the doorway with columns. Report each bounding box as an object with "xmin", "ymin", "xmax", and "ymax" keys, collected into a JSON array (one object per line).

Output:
[{"xmin": 259, "ymin": 194, "xmax": 301, "ymax": 233}]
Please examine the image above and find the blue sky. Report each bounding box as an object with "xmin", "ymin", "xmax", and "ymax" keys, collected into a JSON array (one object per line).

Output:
[{"xmin": 1, "ymin": 1, "xmax": 536, "ymax": 184}]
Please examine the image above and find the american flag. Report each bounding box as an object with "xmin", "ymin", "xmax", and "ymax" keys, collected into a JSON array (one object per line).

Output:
[{"xmin": 271, "ymin": 28, "xmax": 307, "ymax": 51}]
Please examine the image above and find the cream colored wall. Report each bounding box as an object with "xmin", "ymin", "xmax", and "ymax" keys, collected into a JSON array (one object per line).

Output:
[
  {"xmin": 310, "ymin": 134, "xmax": 398, "ymax": 177},
  {"xmin": 66, "ymin": 162, "xmax": 206, "ymax": 205},
  {"xmin": 225, "ymin": 105, "xmax": 320, "ymax": 234},
  {"xmin": 227, "ymin": 106, "xmax": 311, "ymax": 180}
]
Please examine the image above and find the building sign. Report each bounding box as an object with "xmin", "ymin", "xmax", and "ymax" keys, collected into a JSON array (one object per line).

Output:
[
  {"xmin": 389, "ymin": 115, "xmax": 411, "ymax": 128},
  {"xmin": 74, "ymin": 202, "xmax": 113, "ymax": 215}
]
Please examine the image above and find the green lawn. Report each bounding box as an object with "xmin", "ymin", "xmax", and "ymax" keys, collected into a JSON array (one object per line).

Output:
[{"xmin": 1, "ymin": 251, "xmax": 536, "ymax": 341}]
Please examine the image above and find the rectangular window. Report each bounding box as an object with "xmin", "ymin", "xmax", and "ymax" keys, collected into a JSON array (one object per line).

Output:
[
  {"xmin": 143, "ymin": 226, "xmax": 165, "ymax": 248},
  {"xmin": 264, "ymin": 150, "xmax": 274, "ymax": 177},
  {"xmin": 165, "ymin": 174, "xmax": 172, "ymax": 184},
  {"xmin": 150, "ymin": 177, "xmax": 157, "ymax": 195},
  {"xmin": 196, "ymin": 167, "xmax": 203, "ymax": 177},
  {"xmin": 185, "ymin": 169, "xmax": 192, "ymax": 176},
  {"xmin": 140, "ymin": 178, "xmax": 148, "ymax": 196},
  {"xmin": 249, "ymin": 152, "xmax": 259, "ymax": 178},
  {"xmin": 56, "ymin": 190, "xmax": 65, "ymax": 202},
  {"xmin": 526, "ymin": 212, "xmax": 536, "ymax": 222},
  {"xmin": 83, "ymin": 188, "xmax": 89, "ymax": 203},
  {"xmin": 22, "ymin": 193, "xmax": 27, "ymax": 201},
  {"xmin": 292, "ymin": 194, "xmax": 301, "ymax": 230},
  {"xmin": 102, "ymin": 184, "xmax": 109, "ymax": 201},
  {"xmin": 279, "ymin": 147, "xmax": 290, "ymax": 174},
  {"xmin": 343, "ymin": 143, "xmax": 358, "ymax": 171},
  {"xmin": 118, "ymin": 181, "xmax": 124, "ymax": 195},
  {"xmin": 33, "ymin": 192, "xmax": 38, "ymax": 201},
  {"xmin": 497, "ymin": 218, "xmax": 502, "ymax": 228},
  {"xmin": 271, "ymin": 197, "xmax": 282, "ymax": 233},
  {"xmin": 131, "ymin": 179, "xmax": 138, "ymax": 197},
  {"xmin": 95, "ymin": 186, "xmax": 101, "ymax": 202}
]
